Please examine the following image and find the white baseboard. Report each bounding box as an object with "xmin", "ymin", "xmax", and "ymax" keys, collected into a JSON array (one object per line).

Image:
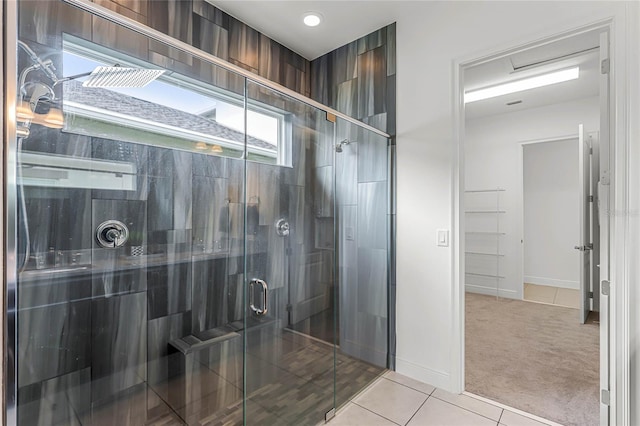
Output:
[
  {"xmin": 523, "ymin": 275, "xmax": 579, "ymax": 290},
  {"xmin": 395, "ymin": 356, "xmax": 450, "ymax": 391},
  {"xmin": 465, "ymin": 284, "xmax": 518, "ymax": 299}
]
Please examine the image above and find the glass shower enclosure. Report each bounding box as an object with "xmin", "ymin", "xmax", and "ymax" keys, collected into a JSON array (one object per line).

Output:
[{"xmin": 4, "ymin": 0, "xmax": 391, "ymax": 425}]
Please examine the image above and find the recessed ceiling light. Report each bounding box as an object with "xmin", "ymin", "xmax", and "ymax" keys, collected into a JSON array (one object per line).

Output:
[
  {"xmin": 303, "ymin": 12, "xmax": 322, "ymax": 27},
  {"xmin": 465, "ymin": 67, "xmax": 580, "ymax": 103}
]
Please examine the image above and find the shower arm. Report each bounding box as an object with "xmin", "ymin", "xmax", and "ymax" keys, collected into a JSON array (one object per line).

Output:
[
  {"xmin": 17, "ymin": 40, "xmax": 59, "ymax": 84},
  {"xmin": 52, "ymin": 72, "xmax": 93, "ymax": 87},
  {"xmin": 18, "ymin": 64, "xmax": 39, "ymax": 96},
  {"xmin": 51, "ymin": 64, "xmax": 122, "ymax": 87}
]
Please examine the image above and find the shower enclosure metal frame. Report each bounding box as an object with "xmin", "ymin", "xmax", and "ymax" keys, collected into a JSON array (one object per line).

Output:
[
  {"xmin": 2, "ymin": 0, "xmax": 392, "ymax": 424},
  {"xmin": 5, "ymin": 1, "xmax": 20, "ymax": 424}
]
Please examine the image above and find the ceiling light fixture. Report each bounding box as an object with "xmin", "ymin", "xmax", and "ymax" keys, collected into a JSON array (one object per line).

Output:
[
  {"xmin": 303, "ymin": 12, "xmax": 322, "ymax": 27},
  {"xmin": 464, "ymin": 67, "xmax": 580, "ymax": 103}
]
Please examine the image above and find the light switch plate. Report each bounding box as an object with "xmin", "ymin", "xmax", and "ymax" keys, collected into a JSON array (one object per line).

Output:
[
  {"xmin": 346, "ymin": 227, "xmax": 355, "ymax": 241},
  {"xmin": 437, "ymin": 229, "xmax": 449, "ymax": 247}
]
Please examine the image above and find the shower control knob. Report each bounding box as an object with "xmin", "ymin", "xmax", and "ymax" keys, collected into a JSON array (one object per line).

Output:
[
  {"xmin": 96, "ymin": 220, "xmax": 129, "ymax": 248},
  {"xmin": 275, "ymin": 218, "xmax": 290, "ymax": 237}
]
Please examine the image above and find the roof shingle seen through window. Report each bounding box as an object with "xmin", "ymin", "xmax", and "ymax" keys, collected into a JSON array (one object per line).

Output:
[{"xmin": 63, "ymin": 80, "xmax": 277, "ymax": 151}]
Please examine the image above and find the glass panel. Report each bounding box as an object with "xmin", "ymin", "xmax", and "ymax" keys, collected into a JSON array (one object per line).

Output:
[
  {"xmin": 243, "ymin": 80, "xmax": 336, "ymax": 424},
  {"xmin": 334, "ymin": 118, "xmax": 389, "ymax": 408},
  {"xmin": 14, "ymin": 2, "xmax": 247, "ymax": 424},
  {"xmin": 12, "ymin": 0, "xmax": 390, "ymax": 424}
]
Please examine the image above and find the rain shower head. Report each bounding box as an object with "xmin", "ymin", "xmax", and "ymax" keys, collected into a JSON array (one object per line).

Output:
[
  {"xmin": 18, "ymin": 40, "xmax": 165, "ymax": 90},
  {"xmin": 82, "ymin": 66, "xmax": 165, "ymax": 88},
  {"xmin": 16, "ymin": 41, "xmax": 166, "ymax": 136}
]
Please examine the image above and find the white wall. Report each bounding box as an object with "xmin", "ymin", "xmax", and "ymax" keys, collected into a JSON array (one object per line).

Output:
[
  {"xmin": 463, "ymin": 97, "xmax": 598, "ymax": 299},
  {"xmin": 523, "ymin": 139, "xmax": 580, "ymax": 290},
  {"xmin": 394, "ymin": 3, "xmax": 639, "ymax": 422}
]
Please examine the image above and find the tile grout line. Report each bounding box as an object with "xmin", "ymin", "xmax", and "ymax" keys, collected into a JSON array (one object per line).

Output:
[
  {"xmin": 463, "ymin": 391, "xmax": 562, "ymax": 426},
  {"xmin": 382, "ymin": 375, "xmax": 436, "ymax": 396},
  {"xmin": 497, "ymin": 408, "xmax": 504, "ymax": 425},
  {"xmin": 402, "ymin": 394, "xmax": 430, "ymax": 426},
  {"xmin": 146, "ymin": 381, "xmax": 187, "ymax": 425},
  {"xmin": 430, "ymin": 394, "xmax": 503, "ymax": 423},
  {"xmin": 350, "ymin": 401, "xmax": 404, "ymax": 426}
]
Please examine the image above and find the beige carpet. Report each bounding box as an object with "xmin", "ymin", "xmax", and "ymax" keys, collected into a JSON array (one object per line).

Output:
[{"xmin": 465, "ymin": 293, "xmax": 599, "ymax": 426}]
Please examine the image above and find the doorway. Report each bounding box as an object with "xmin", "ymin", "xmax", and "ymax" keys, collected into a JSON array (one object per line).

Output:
[
  {"xmin": 522, "ymin": 132, "xmax": 600, "ymax": 324},
  {"xmin": 523, "ymin": 138, "xmax": 581, "ymax": 311},
  {"xmin": 460, "ymin": 26, "xmax": 609, "ymax": 426}
]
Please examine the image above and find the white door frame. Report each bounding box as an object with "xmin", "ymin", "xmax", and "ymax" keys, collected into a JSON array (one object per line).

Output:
[{"xmin": 451, "ymin": 18, "xmax": 631, "ymax": 424}]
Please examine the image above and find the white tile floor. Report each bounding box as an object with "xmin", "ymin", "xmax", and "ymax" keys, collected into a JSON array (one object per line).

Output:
[{"xmin": 328, "ymin": 371, "xmax": 560, "ymax": 426}]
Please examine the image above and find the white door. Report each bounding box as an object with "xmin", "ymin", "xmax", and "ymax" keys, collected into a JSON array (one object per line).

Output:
[{"xmin": 577, "ymin": 124, "xmax": 591, "ymax": 325}]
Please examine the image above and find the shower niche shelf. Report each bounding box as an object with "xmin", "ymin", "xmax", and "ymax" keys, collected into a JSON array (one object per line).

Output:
[{"xmin": 464, "ymin": 188, "xmax": 505, "ymax": 297}]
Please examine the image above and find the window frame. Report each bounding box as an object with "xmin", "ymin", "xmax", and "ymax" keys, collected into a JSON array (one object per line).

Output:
[{"xmin": 62, "ymin": 36, "xmax": 291, "ymax": 166}]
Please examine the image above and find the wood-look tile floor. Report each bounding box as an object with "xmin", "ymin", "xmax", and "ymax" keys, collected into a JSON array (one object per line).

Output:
[{"xmin": 137, "ymin": 329, "xmax": 384, "ymax": 425}]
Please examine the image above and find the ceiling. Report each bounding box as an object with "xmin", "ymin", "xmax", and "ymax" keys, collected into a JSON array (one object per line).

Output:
[
  {"xmin": 209, "ymin": 1, "xmax": 400, "ymax": 60},
  {"xmin": 465, "ymin": 30, "xmax": 601, "ymax": 119},
  {"xmin": 208, "ymin": 2, "xmax": 600, "ymax": 119}
]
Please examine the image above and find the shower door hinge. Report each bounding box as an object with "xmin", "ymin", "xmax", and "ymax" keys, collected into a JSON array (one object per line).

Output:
[
  {"xmin": 588, "ymin": 195, "xmax": 594, "ymax": 202},
  {"xmin": 601, "ymin": 58, "xmax": 610, "ymax": 74},
  {"xmin": 325, "ymin": 408, "xmax": 336, "ymax": 421},
  {"xmin": 601, "ymin": 389, "xmax": 610, "ymax": 405},
  {"xmin": 588, "ymin": 291, "xmax": 594, "ymax": 299},
  {"xmin": 602, "ymin": 280, "xmax": 610, "ymax": 296}
]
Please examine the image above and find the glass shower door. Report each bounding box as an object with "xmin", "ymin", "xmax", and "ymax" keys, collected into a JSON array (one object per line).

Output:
[
  {"xmin": 242, "ymin": 81, "xmax": 337, "ymax": 424},
  {"xmin": 334, "ymin": 117, "xmax": 389, "ymax": 407}
]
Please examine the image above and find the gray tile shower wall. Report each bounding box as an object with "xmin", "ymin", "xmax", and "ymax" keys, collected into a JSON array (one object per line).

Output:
[
  {"xmin": 310, "ymin": 23, "xmax": 396, "ymax": 136},
  {"xmin": 91, "ymin": 0, "xmax": 312, "ymax": 96},
  {"xmin": 335, "ymin": 121, "xmax": 390, "ymax": 368},
  {"xmin": 311, "ymin": 24, "xmax": 397, "ymax": 368}
]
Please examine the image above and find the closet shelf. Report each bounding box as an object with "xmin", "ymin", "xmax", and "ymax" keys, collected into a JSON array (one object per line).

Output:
[
  {"xmin": 465, "ymin": 231, "xmax": 505, "ymax": 235},
  {"xmin": 465, "ymin": 272, "xmax": 505, "ymax": 279},
  {"xmin": 465, "ymin": 251, "xmax": 505, "ymax": 257},
  {"xmin": 464, "ymin": 188, "xmax": 505, "ymax": 298},
  {"xmin": 465, "ymin": 189, "xmax": 506, "ymax": 193}
]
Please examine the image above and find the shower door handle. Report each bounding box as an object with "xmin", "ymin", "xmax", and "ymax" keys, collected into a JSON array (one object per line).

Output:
[{"xmin": 249, "ymin": 278, "xmax": 268, "ymax": 316}]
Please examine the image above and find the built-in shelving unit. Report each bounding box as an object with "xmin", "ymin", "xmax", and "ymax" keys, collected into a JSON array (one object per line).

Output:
[{"xmin": 464, "ymin": 188, "xmax": 505, "ymax": 298}]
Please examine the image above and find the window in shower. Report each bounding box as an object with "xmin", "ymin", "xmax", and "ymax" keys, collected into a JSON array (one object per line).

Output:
[{"xmin": 61, "ymin": 37, "xmax": 291, "ymax": 166}]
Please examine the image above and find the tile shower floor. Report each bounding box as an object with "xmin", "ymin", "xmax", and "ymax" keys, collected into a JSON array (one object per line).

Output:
[
  {"xmin": 89, "ymin": 329, "xmax": 384, "ymax": 425},
  {"xmin": 329, "ymin": 371, "xmax": 562, "ymax": 426}
]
